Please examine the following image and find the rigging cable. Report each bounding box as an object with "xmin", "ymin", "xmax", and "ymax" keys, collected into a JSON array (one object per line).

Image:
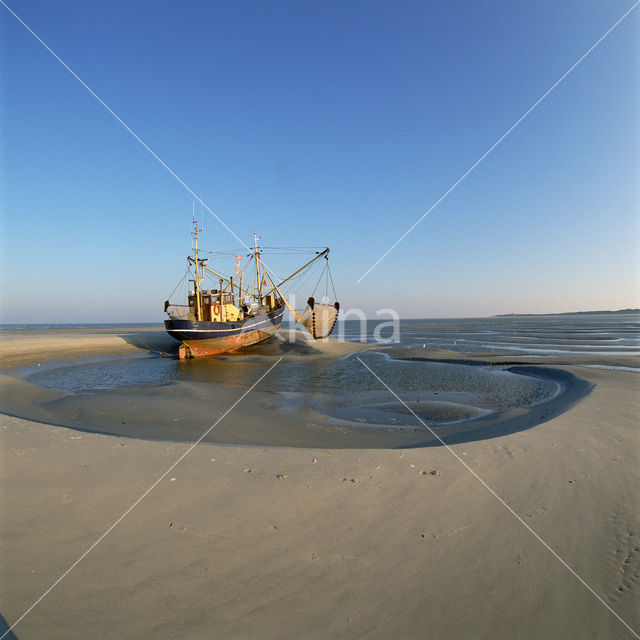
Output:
[{"xmin": 167, "ymin": 266, "xmax": 190, "ymax": 300}]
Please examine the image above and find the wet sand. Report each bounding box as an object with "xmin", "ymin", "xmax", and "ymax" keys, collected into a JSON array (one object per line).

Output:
[
  {"xmin": 0, "ymin": 366, "xmax": 591, "ymax": 450},
  {"xmin": 1, "ymin": 327, "xmax": 639, "ymax": 639}
]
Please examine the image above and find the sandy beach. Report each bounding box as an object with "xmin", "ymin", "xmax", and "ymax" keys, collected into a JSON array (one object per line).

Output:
[{"xmin": 1, "ymin": 326, "xmax": 639, "ymax": 639}]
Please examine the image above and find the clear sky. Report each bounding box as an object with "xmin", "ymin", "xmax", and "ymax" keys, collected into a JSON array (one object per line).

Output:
[{"xmin": 1, "ymin": 0, "xmax": 639, "ymax": 322}]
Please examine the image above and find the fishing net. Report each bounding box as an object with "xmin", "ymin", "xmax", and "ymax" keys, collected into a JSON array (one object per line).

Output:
[{"xmin": 298, "ymin": 297, "xmax": 340, "ymax": 339}]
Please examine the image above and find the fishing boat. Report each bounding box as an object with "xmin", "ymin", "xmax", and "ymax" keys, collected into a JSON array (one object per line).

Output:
[{"xmin": 164, "ymin": 219, "xmax": 339, "ymax": 358}]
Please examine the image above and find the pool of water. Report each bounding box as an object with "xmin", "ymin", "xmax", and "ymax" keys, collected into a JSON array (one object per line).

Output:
[
  {"xmin": 25, "ymin": 350, "xmax": 560, "ymax": 428},
  {"xmin": 9, "ymin": 314, "xmax": 617, "ymax": 445}
]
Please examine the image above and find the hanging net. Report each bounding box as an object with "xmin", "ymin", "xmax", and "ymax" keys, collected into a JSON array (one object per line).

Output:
[
  {"xmin": 298, "ymin": 297, "xmax": 340, "ymax": 339},
  {"xmin": 293, "ymin": 255, "xmax": 340, "ymax": 339}
]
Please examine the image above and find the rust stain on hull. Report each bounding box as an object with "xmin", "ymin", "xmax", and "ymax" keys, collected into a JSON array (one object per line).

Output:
[{"xmin": 178, "ymin": 326, "xmax": 280, "ymax": 359}]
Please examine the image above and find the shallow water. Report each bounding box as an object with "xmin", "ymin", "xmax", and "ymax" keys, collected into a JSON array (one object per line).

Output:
[
  {"xmin": 25, "ymin": 350, "xmax": 561, "ymax": 429},
  {"xmin": 24, "ymin": 313, "xmax": 637, "ymax": 395},
  {"xmin": 17, "ymin": 314, "xmax": 633, "ymax": 441},
  {"xmin": 336, "ymin": 313, "xmax": 640, "ymax": 356},
  {"xmin": 26, "ymin": 351, "xmax": 553, "ymax": 398}
]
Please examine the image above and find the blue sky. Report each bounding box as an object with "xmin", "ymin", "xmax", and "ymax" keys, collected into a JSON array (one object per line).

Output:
[{"xmin": 1, "ymin": 0, "xmax": 638, "ymax": 321}]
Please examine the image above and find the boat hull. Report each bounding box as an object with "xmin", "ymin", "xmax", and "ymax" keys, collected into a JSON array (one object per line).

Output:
[{"xmin": 165, "ymin": 305, "xmax": 285, "ymax": 358}]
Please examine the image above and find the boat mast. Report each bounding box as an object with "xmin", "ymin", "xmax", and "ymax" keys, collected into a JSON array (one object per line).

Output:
[
  {"xmin": 192, "ymin": 215, "xmax": 204, "ymax": 321},
  {"xmin": 253, "ymin": 233, "xmax": 262, "ymax": 304}
]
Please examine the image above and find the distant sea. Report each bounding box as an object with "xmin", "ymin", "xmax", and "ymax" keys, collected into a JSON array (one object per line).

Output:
[{"xmin": 3, "ymin": 314, "xmax": 640, "ymax": 357}]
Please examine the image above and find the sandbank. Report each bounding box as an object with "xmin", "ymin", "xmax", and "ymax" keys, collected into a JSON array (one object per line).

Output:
[{"xmin": 1, "ymin": 327, "xmax": 638, "ymax": 639}]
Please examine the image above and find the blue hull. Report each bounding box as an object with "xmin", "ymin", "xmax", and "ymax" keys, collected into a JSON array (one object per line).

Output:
[{"xmin": 165, "ymin": 305, "xmax": 285, "ymax": 357}]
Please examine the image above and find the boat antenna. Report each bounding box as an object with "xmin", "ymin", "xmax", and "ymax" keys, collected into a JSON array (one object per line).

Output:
[
  {"xmin": 191, "ymin": 200, "xmax": 196, "ymax": 251},
  {"xmin": 253, "ymin": 233, "xmax": 262, "ymax": 303}
]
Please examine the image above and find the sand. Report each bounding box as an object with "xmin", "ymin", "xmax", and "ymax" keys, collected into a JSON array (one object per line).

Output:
[
  {"xmin": 0, "ymin": 326, "xmax": 173, "ymax": 371},
  {"xmin": 1, "ymin": 327, "xmax": 639, "ymax": 639}
]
